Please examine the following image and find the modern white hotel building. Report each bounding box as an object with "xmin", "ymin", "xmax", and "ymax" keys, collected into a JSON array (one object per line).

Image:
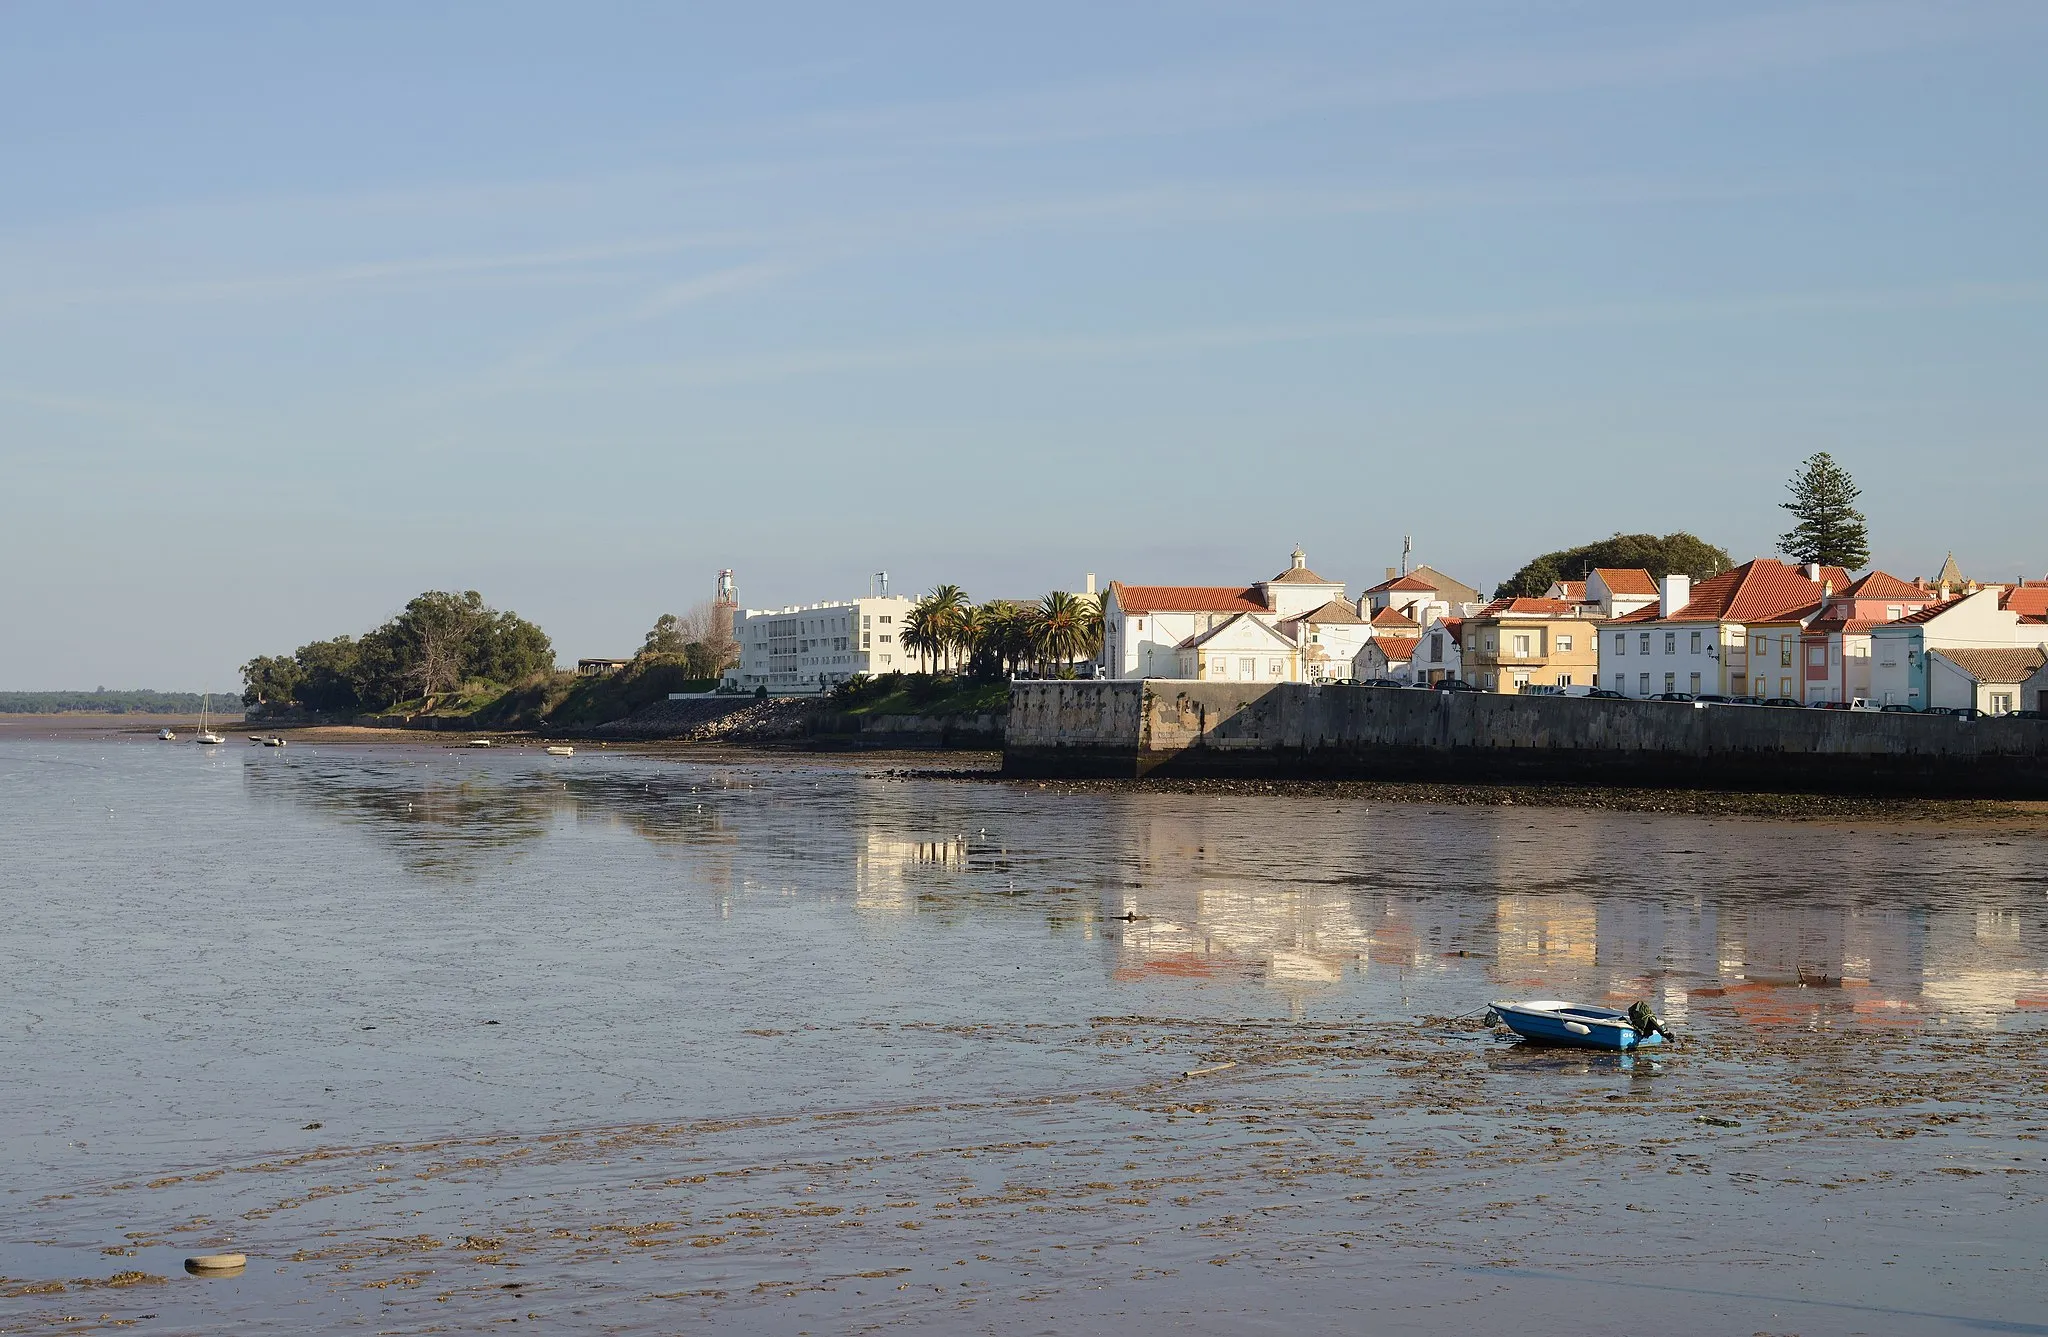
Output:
[{"xmin": 724, "ymin": 595, "xmax": 917, "ymax": 693}]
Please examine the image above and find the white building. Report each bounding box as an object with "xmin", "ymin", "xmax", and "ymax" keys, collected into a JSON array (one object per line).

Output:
[
  {"xmin": 1101, "ymin": 548, "xmax": 1353, "ymax": 681},
  {"xmin": 1599, "ymin": 560, "xmax": 1850, "ymax": 699},
  {"xmin": 1174, "ymin": 613, "xmax": 1303, "ymax": 683},
  {"xmin": 1926, "ymin": 648, "xmax": 2048, "ymax": 715},
  {"xmin": 1869, "ymin": 588, "xmax": 2048, "ymax": 708},
  {"xmin": 725, "ymin": 595, "xmax": 916, "ymax": 693}
]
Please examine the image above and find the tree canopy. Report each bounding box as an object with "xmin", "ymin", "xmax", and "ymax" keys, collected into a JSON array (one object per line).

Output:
[
  {"xmin": 1778, "ymin": 451, "xmax": 1870, "ymax": 570},
  {"xmin": 1494, "ymin": 533, "xmax": 1733, "ymax": 598},
  {"xmin": 241, "ymin": 591, "xmax": 554, "ymax": 711}
]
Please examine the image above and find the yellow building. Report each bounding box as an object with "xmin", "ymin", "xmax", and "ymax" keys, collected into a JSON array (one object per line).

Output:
[{"xmin": 1461, "ymin": 597, "xmax": 1604, "ymax": 693}]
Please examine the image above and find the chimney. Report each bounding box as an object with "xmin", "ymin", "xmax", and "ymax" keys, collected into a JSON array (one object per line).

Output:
[
  {"xmin": 1084, "ymin": 572, "xmax": 1096, "ymax": 596},
  {"xmin": 1660, "ymin": 574, "xmax": 1691, "ymax": 618},
  {"xmin": 1803, "ymin": 563, "xmax": 1821, "ymax": 582},
  {"xmin": 1385, "ymin": 567, "xmax": 1398, "ymax": 581}
]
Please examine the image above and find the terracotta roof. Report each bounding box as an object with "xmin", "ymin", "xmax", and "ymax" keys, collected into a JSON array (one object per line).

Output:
[
  {"xmin": 1591, "ymin": 567, "xmax": 1658, "ymax": 596},
  {"xmin": 1370, "ymin": 607, "xmax": 1420, "ymax": 630},
  {"xmin": 1550, "ymin": 580, "xmax": 1587, "ymax": 601},
  {"xmin": 1654, "ymin": 559, "xmax": 1835, "ymax": 623},
  {"xmin": 1839, "ymin": 570, "xmax": 1923, "ymax": 600},
  {"xmin": 1364, "ymin": 574, "xmax": 1437, "ymax": 594},
  {"xmin": 1436, "ymin": 618, "xmax": 1464, "ymax": 640},
  {"xmin": 1301, "ymin": 598, "xmax": 1364, "ymax": 625},
  {"xmin": 1177, "ymin": 612, "xmax": 1295, "ymax": 651},
  {"xmin": 1474, "ymin": 597, "xmax": 1587, "ymax": 618},
  {"xmin": 1884, "ymin": 597, "xmax": 1965, "ymax": 626},
  {"xmin": 1370, "ymin": 636, "xmax": 1421, "ymax": 663},
  {"xmin": 1267, "ymin": 565, "xmax": 1335, "ymax": 584},
  {"xmin": 2001, "ymin": 587, "xmax": 2048, "ymax": 618},
  {"xmin": 1110, "ymin": 581, "xmax": 1268, "ymax": 614},
  {"xmin": 1928, "ymin": 647, "xmax": 2047, "ymax": 684}
]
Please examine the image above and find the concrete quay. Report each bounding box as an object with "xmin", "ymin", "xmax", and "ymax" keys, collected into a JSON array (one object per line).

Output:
[{"xmin": 1003, "ymin": 680, "xmax": 2048, "ymax": 795}]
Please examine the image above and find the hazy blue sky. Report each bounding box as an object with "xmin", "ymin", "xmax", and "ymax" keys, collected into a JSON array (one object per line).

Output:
[{"xmin": 4, "ymin": 2, "xmax": 2045, "ymax": 690}]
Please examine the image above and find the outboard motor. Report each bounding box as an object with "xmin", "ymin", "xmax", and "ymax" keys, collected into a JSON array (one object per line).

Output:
[{"xmin": 1626, "ymin": 1000, "xmax": 1673, "ymax": 1040}]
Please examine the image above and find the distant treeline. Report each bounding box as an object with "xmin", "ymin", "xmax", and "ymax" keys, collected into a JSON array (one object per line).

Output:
[{"xmin": 0, "ymin": 690, "xmax": 235, "ymax": 715}]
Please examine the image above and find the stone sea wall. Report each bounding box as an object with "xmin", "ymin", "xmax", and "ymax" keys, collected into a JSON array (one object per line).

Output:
[{"xmin": 1003, "ymin": 680, "xmax": 2048, "ymax": 795}]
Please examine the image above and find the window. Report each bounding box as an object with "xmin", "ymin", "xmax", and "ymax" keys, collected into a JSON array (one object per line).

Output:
[
  {"xmin": 1664, "ymin": 672, "xmax": 1676, "ymax": 693},
  {"xmin": 1484, "ymin": 636, "xmax": 1496, "ymax": 651},
  {"xmin": 863, "ymin": 616, "xmax": 871, "ymax": 628},
  {"xmin": 1807, "ymin": 645, "xmax": 1825, "ymax": 667},
  {"xmin": 1482, "ymin": 672, "xmax": 1498, "ymax": 689},
  {"xmin": 1780, "ymin": 677, "xmax": 1794, "ymax": 697},
  {"xmin": 1512, "ymin": 634, "xmax": 1531, "ymax": 657},
  {"xmin": 1556, "ymin": 635, "xmax": 1573, "ymax": 653},
  {"xmin": 862, "ymin": 634, "xmax": 871, "ymax": 648},
  {"xmin": 1268, "ymin": 658, "xmax": 1285, "ymax": 678},
  {"xmin": 1689, "ymin": 672, "xmax": 1701, "ymax": 694},
  {"xmin": 1780, "ymin": 641, "xmax": 1794, "ymax": 667},
  {"xmin": 1238, "ymin": 657, "xmax": 1255, "ymax": 680},
  {"xmin": 1886, "ymin": 605, "xmax": 1903, "ymax": 621},
  {"xmin": 1639, "ymin": 633, "xmax": 1651, "ymax": 655},
  {"xmin": 1664, "ymin": 632, "xmax": 1676, "ymax": 655},
  {"xmin": 879, "ymin": 634, "xmax": 892, "ymax": 644},
  {"xmin": 1430, "ymin": 634, "xmax": 1443, "ymax": 663},
  {"xmin": 879, "ymin": 615, "xmax": 892, "ymax": 624},
  {"xmin": 1992, "ymin": 693, "xmax": 2014, "ymax": 715},
  {"xmin": 1512, "ymin": 671, "xmax": 1531, "ymax": 688},
  {"xmin": 1690, "ymin": 631, "xmax": 1701, "ymax": 654},
  {"xmin": 1557, "ymin": 673, "xmax": 1572, "ymax": 687},
  {"xmin": 1638, "ymin": 672, "xmax": 1651, "ymax": 694},
  {"xmin": 1614, "ymin": 634, "xmax": 1627, "ymax": 655},
  {"xmin": 1134, "ymin": 618, "xmax": 1144, "ymax": 630},
  {"xmin": 1613, "ymin": 674, "xmax": 1626, "ymax": 690},
  {"xmin": 1754, "ymin": 676, "xmax": 1766, "ymax": 696},
  {"xmin": 880, "ymin": 655, "xmax": 892, "ymax": 665}
]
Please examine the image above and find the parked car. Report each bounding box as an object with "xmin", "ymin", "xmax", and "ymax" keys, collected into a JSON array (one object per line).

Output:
[
  {"xmin": 1879, "ymin": 703, "xmax": 1919, "ymax": 714},
  {"xmin": 1926, "ymin": 706, "xmax": 1985, "ymax": 720},
  {"xmin": 1359, "ymin": 677, "xmax": 1406, "ymax": 688},
  {"xmin": 1724, "ymin": 695, "xmax": 1766, "ymax": 705},
  {"xmin": 1810, "ymin": 701, "xmax": 1854, "ymax": 710},
  {"xmin": 1647, "ymin": 692, "xmax": 1696, "ymax": 702},
  {"xmin": 2009, "ymin": 709, "xmax": 2047, "ymax": 720},
  {"xmin": 1761, "ymin": 697, "xmax": 1803, "ymax": 708},
  {"xmin": 1585, "ymin": 688, "xmax": 1627, "ymax": 700},
  {"xmin": 1435, "ymin": 678, "xmax": 1481, "ymax": 692},
  {"xmin": 1695, "ymin": 694, "xmax": 1735, "ymax": 704}
]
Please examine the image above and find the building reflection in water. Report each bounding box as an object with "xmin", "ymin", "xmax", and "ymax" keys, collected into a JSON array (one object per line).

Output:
[{"xmin": 246, "ymin": 753, "xmax": 2048, "ymax": 1029}]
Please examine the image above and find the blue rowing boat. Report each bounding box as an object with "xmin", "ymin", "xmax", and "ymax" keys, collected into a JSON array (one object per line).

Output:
[{"xmin": 1487, "ymin": 999, "xmax": 1671, "ymax": 1050}]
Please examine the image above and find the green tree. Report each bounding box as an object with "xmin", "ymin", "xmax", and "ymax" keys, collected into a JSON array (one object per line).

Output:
[
  {"xmin": 1495, "ymin": 533, "xmax": 1733, "ymax": 598},
  {"xmin": 1778, "ymin": 451, "xmax": 1870, "ymax": 570},
  {"xmin": 294, "ymin": 637, "xmax": 362, "ymax": 713},
  {"xmin": 642, "ymin": 613, "xmax": 687, "ymax": 656},
  {"xmin": 239, "ymin": 655, "xmax": 303, "ymax": 707}
]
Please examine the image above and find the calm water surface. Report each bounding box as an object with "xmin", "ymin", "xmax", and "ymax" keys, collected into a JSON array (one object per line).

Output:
[{"xmin": 3, "ymin": 735, "xmax": 2046, "ymax": 1334}]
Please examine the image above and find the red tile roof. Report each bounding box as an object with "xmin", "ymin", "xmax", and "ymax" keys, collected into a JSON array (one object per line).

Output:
[
  {"xmin": 1370, "ymin": 607, "xmax": 1421, "ymax": 630},
  {"xmin": 2001, "ymin": 587, "xmax": 2048, "ymax": 618},
  {"xmin": 1109, "ymin": 582, "xmax": 1268, "ymax": 614},
  {"xmin": 1839, "ymin": 570, "xmax": 1924, "ymax": 600},
  {"xmin": 1364, "ymin": 574, "xmax": 1437, "ymax": 594},
  {"xmin": 1371, "ymin": 636, "xmax": 1422, "ymax": 662},
  {"xmin": 1475, "ymin": 597, "xmax": 1589, "ymax": 618},
  {"xmin": 1591, "ymin": 567, "xmax": 1659, "ymax": 596},
  {"xmin": 1300, "ymin": 598, "xmax": 1364, "ymax": 625},
  {"xmin": 1551, "ymin": 580, "xmax": 1587, "ymax": 601},
  {"xmin": 1888, "ymin": 597, "xmax": 1965, "ymax": 626},
  {"xmin": 1655, "ymin": 559, "xmax": 1837, "ymax": 623},
  {"xmin": 1929, "ymin": 647, "xmax": 2047, "ymax": 684}
]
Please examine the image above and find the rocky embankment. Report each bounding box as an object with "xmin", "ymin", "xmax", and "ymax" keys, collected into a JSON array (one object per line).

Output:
[{"xmin": 587, "ymin": 696, "xmax": 816, "ymax": 742}]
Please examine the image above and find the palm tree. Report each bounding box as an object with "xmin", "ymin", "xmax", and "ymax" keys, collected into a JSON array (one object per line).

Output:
[
  {"xmin": 920, "ymin": 584, "xmax": 971, "ymax": 672},
  {"xmin": 1034, "ymin": 590, "xmax": 1101, "ymax": 677},
  {"xmin": 900, "ymin": 605, "xmax": 937, "ymax": 674}
]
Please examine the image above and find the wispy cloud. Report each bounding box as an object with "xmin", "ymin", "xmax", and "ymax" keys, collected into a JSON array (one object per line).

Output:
[
  {"xmin": 489, "ymin": 261, "xmax": 795, "ymax": 377},
  {"xmin": 515, "ymin": 278, "xmax": 2048, "ymax": 392}
]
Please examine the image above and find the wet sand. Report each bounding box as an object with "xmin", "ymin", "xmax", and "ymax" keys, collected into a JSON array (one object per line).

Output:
[{"xmin": 3, "ymin": 735, "xmax": 2045, "ymax": 1332}]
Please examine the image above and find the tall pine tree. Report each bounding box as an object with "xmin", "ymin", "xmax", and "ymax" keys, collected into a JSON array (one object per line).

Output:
[{"xmin": 1778, "ymin": 452, "xmax": 1870, "ymax": 570}]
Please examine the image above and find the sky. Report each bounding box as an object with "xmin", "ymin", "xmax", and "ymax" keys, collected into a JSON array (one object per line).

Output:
[{"xmin": 3, "ymin": 1, "xmax": 2045, "ymax": 691}]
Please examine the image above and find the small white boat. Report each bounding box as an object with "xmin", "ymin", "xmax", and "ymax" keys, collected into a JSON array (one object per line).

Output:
[
  {"xmin": 263, "ymin": 736, "xmax": 287, "ymax": 748},
  {"xmin": 194, "ymin": 694, "xmax": 225, "ymax": 745},
  {"xmin": 467, "ymin": 739, "xmax": 493, "ymax": 748},
  {"xmin": 157, "ymin": 728, "xmax": 177, "ymax": 741},
  {"xmin": 544, "ymin": 745, "xmax": 575, "ymax": 757}
]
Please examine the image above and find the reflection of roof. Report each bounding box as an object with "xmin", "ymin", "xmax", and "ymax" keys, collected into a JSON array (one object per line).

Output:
[
  {"xmin": 1364, "ymin": 574, "xmax": 1437, "ymax": 594},
  {"xmin": 1301, "ymin": 598, "xmax": 1364, "ymax": 625},
  {"xmin": 1474, "ymin": 597, "xmax": 1587, "ymax": 618},
  {"xmin": 1928, "ymin": 647, "xmax": 2047, "ymax": 684},
  {"xmin": 1370, "ymin": 607, "xmax": 1420, "ymax": 630},
  {"xmin": 1177, "ymin": 612, "xmax": 1296, "ymax": 651},
  {"xmin": 1111, "ymin": 581, "xmax": 1267, "ymax": 614},
  {"xmin": 1372, "ymin": 636, "xmax": 1422, "ymax": 663},
  {"xmin": 1591, "ymin": 567, "xmax": 1658, "ymax": 596}
]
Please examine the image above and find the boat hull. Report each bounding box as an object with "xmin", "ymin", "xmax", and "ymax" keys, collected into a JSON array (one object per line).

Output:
[{"xmin": 1490, "ymin": 1000, "xmax": 1663, "ymax": 1051}]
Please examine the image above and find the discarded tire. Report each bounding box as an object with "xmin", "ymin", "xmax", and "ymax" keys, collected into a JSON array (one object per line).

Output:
[{"xmin": 184, "ymin": 1253, "xmax": 246, "ymax": 1274}]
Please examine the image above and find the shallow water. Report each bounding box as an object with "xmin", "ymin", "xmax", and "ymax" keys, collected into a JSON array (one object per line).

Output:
[{"xmin": 3, "ymin": 735, "xmax": 2046, "ymax": 1334}]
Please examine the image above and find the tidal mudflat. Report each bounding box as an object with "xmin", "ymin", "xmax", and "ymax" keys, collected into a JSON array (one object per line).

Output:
[{"xmin": 3, "ymin": 735, "xmax": 2045, "ymax": 1334}]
